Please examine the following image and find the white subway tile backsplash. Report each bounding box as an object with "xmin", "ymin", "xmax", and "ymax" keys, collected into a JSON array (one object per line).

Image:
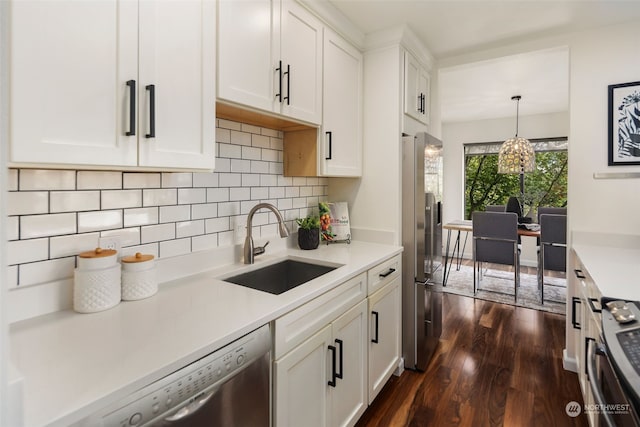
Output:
[
  {"xmin": 219, "ymin": 173, "xmax": 241, "ymax": 187},
  {"xmin": 205, "ymin": 217, "xmax": 230, "ymax": 233},
  {"xmin": 207, "ymin": 188, "xmax": 229, "ymax": 203},
  {"xmin": 192, "ymin": 203, "xmax": 218, "ymax": 220},
  {"xmin": 8, "ymin": 191, "xmax": 49, "ymax": 215},
  {"xmin": 192, "ymin": 233, "xmax": 218, "ymax": 252},
  {"xmin": 21, "ymin": 213, "xmax": 76, "ymax": 239},
  {"xmin": 231, "ymin": 159, "xmax": 251, "ymax": 173},
  {"xmin": 216, "ymin": 128, "xmax": 231, "ymax": 143},
  {"xmin": 141, "ymin": 223, "xmax": 176, "ymax": 243},
  {"xmin": 218, "ymin": 202, "xmax": 240, "ymax": 217},
  {"xmin": 159, "ymin": 238, "xmax": 191, "ymax": 258},
  {"xmin": 219, "ymin": 143, "xmax": 242, "ymax": 159},
  {"xmin": 124, "ymin": 207, "xmax": 159, "ymax": 227},
  {"xmin": 143, "ymin": 189, "xmax": 177, "ymax": 206},
  {"xmin": 193, "ymin": 172, "xmax": 218, "ymax": 188},
  {"xmin": 8, "ymin": 238, "xmax": 49, "ymax": 265},
  {"xmin": 176, "ymin": 220, "xmax": 205, "ymax": 238},
  {"xmin": 50, "ymin": 233, "xmax": 100, "ymax": 259},
  {"xmin": 241, "ymin": 123, "xmax": 261, "ymax": 134},
  {"xmin": 123, "ymin": 173, "xmax": 161, "ymax": 189},
  {"xmin": 252, "ymin": 134, "xmax": 270, "ymax": 149},
  {"xmin": 241, "ymin": 146, "xmax": 261, "ymax": 160},
  {"xmin": 50, "ymin": 191, "xmax": 100, "ymax": 213},
  {"xmin": 8, "ymin": 169, "xmax": 18, "ymax": 191},
  {"xmin": 162, "ymin": 173, "xmax": 193, "ymax": 188},
  {"xmin": 20, "ymin": 169, "xmax": 76, "ymax": 191},
  {"xmin": 9, "ymin": 119, "xmax": 329, "ymax": 298},
  {"xmin": 100, "ymin": 227, "xmax": 141, "ymax": 247},
  {"xmin": 101, "ymin": 190, "xmax": 142, "ymax": 210},
  {"xmin": 7, "ymin": 216, "xmax": 19, "ymax": 241},
  {"xmin": 159, "ymin": 205, "xmax": 191, "ymax": 223},
  {"xmin": 251, "ymin": 161, "xmax": 269, "ymax": 174},
  {"xmin": 78, "ymin": 210, "xmax": 123, "ymax": 233},
  {"xmin": 77, "ymin": 171, "xmax": 122, "ymax": 190},
  {"xmin": 19, "ymin": 257, "xmax": 75, "ymax": 287},
  {"xmin": 230, "ymin": 130, "xmax": 251, "ymax": 146},
  {"xmin": 178, "ymin": 188, "xmax": 206, "ymax": 205},
  {"xmin": 230, "ymin": 188, "xmax": 250, "ymax": 201}
]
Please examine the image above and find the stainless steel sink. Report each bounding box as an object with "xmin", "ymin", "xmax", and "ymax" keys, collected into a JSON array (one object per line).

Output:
[{"xmin": 222, "ymin": 259, "xmax": 338, "ymax": 295}]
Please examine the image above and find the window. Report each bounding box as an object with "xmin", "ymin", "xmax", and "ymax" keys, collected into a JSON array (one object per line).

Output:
[{"xmin": 464, "ymin": 137, "xmax": 568, "ymax": 220}]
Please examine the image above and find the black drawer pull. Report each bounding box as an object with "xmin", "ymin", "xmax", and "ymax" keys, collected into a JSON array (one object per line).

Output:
[
  {"xmin": 328, "ymin": 344, "xmax": 337, "ymax": 387},
  {"xmin": 335, "ymin": 339, "xmax": 343, "ymax": 380},
  {"xmin": 145, "ymin": 84, "xmax": 155, "ymax": 138},
  {"xmin": 571, "ymin": 296, "xmax": 581, "ymax": 330},
  {"xmin": 325, "ymin": 131, "xmax": 332, "ymax": 160},
  {"xmin": 371, "ymin": 311, "xmax": 379, "ymax": 343},
  {"xmin": 587, "ymin": 297, "xmax": 602, "ymax": 313},
  {"xmin": 574, "ymin": 269, "xmax": 586, "ymax": 279},
  {"xmin": 379, "ymin": 268, "xmax": 396, "ymax": 278},
  {"xmin": 126, "ymin": 80, "xmax": 136, "ymax": 136},
  {"xmin": 275, "ymin": 60, "xmax": 282, "ymax": 103},
  {"xmin": 283, "ymin": 64, "xmax": 290, "ymax": 105}
]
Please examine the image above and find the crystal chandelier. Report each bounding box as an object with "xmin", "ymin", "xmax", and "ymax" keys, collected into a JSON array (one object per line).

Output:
[{"xmin": 498, "ymin": 95, "xmax": 535, "ymax": 194}]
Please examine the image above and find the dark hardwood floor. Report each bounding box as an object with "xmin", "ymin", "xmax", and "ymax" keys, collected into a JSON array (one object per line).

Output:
[{"xmin": 356, "ymin": 292, "xmax": 587, "ymax": 427}]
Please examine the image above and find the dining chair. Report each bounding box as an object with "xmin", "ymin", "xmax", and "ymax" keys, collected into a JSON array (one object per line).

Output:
[
  {"xmin": 538, "ymin": 213, "xmax": 567, "ymax": 304},
  {"xmin": 536, "ymin": 206, "xmax": 566, "ymax": 246},
  {"xmin": 485, "ymin": 205, "xmax": 505, "ymax": 212},
  {"xmin": 472, "ymin": 211, "xmax": 520, "ymax": 301}
]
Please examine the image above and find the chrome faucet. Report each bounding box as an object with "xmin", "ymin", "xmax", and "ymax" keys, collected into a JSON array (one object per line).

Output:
[{"xmin": 244, "ymin": 203, "xmax": 289, "ymax": 264}]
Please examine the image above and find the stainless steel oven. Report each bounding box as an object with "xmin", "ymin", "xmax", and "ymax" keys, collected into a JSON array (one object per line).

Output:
[{"xmin": 587, "ymin": 302, "xmax": 640, "ymax": 426}]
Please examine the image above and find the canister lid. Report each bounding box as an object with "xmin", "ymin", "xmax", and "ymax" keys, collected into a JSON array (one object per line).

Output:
[
  {"xmin": 78, "ymin": 247, "xmax": 117, "ymax": 258},
  {"xmin": 121, "ymin": 252, "xmax": 154, "ymax": 263}
]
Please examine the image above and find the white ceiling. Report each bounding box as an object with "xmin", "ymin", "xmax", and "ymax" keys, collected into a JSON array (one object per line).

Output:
[{"xmin": 327, "ymin": 0, "xmax": 640, "ymax": 123}]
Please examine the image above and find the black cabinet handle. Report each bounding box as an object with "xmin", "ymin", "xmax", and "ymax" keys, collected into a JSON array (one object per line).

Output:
[
  {"xmin": 574, "ymin": 269, "xmax": 586, "ymax": 279},
  {"xmin": 126, "ymin": 80, "xmax": 136, "ymax": 136},
  {"xmin": 571, "ymin": 296, "xmax": 581, "ymax": 330},
  {"xmin": 328, "ymin": 344, "xmax": 337, "ymax": 387},
  {"xmin": 587, "ymin": 297, "xmax": 602, "ymax": 313},
  {"xmin": 145, "ymin": 84, "xmax": 155, "ymax": 139},
  {"xmin": 283, "ymin": 64, "xmax": 290, "ymax": 105},
  {"xmin": 371, "ymin": 311, "xmax": 379, "ymax": 343},
  {"xmin": 335, "ymin": 339, "xmax": 343, "ymax": 380},
  {"xmin": 417, "ymin": 93, "xmax": 422, "ymax": 112},
  {"xmin": 379, "ymin": 268, "xmax": 396, "ymax": 278},
  {"xmin": 275, "ymin": 60, "xmax": 282, "ymax": 103},
  {"xmin": 421, "ymin": 94, "xmax": 426, "ymax": 114},
  {"xmin": 325, "ymin": 131, "xmax": 332, "ymax": 160}
]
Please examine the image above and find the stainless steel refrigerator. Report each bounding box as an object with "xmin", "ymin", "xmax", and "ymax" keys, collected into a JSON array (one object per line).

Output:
[{"xmin": 401, "ymin": 132, "xmax": 443, "ymax": 371}]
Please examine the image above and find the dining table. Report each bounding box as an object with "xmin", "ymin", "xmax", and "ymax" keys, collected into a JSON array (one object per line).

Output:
[{"xmin": 441, "ymin": 220, "xmax": 540, "ymax": 286}]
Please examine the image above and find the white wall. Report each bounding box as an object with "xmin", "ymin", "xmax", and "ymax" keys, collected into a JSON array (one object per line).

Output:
[{"xmin": 442, "ymin": 112, "xmax": 569, "ymax": 265}]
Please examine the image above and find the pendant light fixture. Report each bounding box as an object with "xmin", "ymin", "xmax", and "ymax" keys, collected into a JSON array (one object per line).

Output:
[{"xmin": 498, "ymin": 95, "xmax": 535, "ymax": 196}]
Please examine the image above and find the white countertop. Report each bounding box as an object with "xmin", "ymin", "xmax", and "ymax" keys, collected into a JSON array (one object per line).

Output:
[
  {"xmin": 10, "ymin": 241, "xmax": 402, "ymax": 427},
  {"xmin": 573, "ymin": 243, "xmax": 640, "ymax": 301}
]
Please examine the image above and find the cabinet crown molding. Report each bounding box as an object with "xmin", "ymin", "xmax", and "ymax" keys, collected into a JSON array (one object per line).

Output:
[
  {"xmin": 298, "ymin": 0, "xmax": 365, "ymax": 49},
  {"xmin": 364, "ymin": 24, "xmax": 434, "ymax": 71}
]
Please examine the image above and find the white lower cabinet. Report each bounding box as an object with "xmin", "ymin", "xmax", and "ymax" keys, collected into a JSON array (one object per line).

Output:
[
  {"xmin": 274, "ymin": 299, "xmax": 367, "ymax": 427},
  {"xmin": 367, "ymin": 275, "xmax": 402, "ymax": 403}
]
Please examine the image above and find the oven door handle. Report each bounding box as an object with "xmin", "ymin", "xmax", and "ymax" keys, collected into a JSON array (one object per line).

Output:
[
  {"xmin": 163, "ymin": 388, "xmax": 217, "ymax": 423},
  {"xmin": 587, "ymin": 339, "xmax": 616, "ymax": 427}
]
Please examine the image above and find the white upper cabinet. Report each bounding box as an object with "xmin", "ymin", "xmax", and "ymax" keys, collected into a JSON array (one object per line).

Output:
[
  {"xmin": 218, "ymin": 0, "xmax": 323, "ymax": 125},
  {"xmin": 320, "ymin": 29, "xmax": 363, "ymax": 177},
  {"xmin": 404, "ymin": 50, "xmax": 430, "ymax": 125},
  {"xmin": 9, "ymin": 0, "xmax": 215, "ymax": 170}
]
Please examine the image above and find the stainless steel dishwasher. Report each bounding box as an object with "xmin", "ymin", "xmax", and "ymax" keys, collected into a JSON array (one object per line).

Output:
[{"xmin": 77, "ymin": 324, "xmax": 271, "ymax": 427}]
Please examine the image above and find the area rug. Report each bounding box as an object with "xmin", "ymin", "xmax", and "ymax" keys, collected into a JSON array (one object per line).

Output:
[{"xmin": 435, "ymin": 264, "xmax": 566, "ymax": 315}]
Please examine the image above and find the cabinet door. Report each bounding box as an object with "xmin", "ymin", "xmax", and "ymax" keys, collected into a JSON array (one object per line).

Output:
[
  {"xmin": 417, "ymin": 68, "xmax": 430, "ymax": 125},
  {"xmin": 138, "ymin": 0, "xmax": 215, "ymax": 169},
  {"xmin": 321, "ymin": 29, "xmax": 363, "ymax": 177},
  {"xmin": 279, "ymin": 0, "xmax": 323, "ymax": 124},
  {"xmin": 9, "ymin": 0, "xmax": 138, "ymax": 167},
  {"xmin": 368, "ymin": 277, "xmax": 401, "ymax": 404},
  {"xmin": 331, "ymin": 300, "xmax": 368, "ymax": 427},
  {"xmin": 403, "ymin": 51, "xmax": 421, "ymax": 122},
  {"xmin": 274, "ymin": 325, "xmax": 331, "ymax": 427},
  {"xmin": 217, "ymin": 0, "xmax": 278, "ymax": 113}
]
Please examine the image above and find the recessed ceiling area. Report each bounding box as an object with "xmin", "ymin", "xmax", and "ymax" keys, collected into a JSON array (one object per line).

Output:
[{"xmin": 328, "ymin": 0, "xmax": 640, "ymax": 122}]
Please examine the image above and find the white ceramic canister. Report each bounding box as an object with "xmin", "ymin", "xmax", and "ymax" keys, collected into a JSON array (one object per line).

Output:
[
  {"xmin": 74, "ymin": 248, "xmax": 121, "ymax": 314},
  {"xmin": 121, "ymin": 252, "xmax": 157, "ymax": 301}
]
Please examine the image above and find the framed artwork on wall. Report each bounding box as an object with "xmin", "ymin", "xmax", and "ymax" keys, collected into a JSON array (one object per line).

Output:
[{"xmin": 608, "ymin": 80, "xmax": 640, "ymax": 166}]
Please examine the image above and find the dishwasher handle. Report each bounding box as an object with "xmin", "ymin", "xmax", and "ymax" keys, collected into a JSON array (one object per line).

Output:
[{"xmin": 163, "ymin": 388, "xmax": 217, "ymax": 423}]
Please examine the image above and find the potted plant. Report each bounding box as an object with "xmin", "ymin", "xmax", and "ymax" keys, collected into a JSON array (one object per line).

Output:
[{"xmin": 296, "ymin": 215, "xmax": 320, "ymax": 250}]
